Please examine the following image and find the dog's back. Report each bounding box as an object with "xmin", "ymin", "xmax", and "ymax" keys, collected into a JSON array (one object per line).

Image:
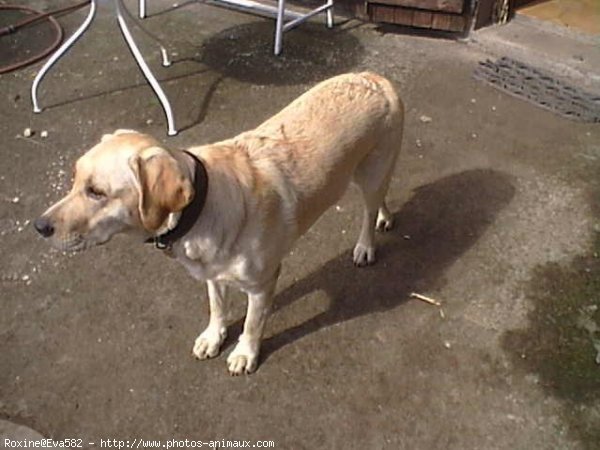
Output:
[{"xmin": 245, "ymin": 72, "xmax": 404, "ymax": 234}]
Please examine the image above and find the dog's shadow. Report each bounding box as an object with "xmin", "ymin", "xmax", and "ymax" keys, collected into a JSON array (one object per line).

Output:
[{"xmin": 229, "ymin": 169, "xmax": 515, "ymax": 364}]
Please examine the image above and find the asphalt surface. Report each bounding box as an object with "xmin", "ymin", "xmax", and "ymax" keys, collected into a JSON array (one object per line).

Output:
[{"xmin": 1, "ymin": 1, "xmax": 599, "ymax": 449}]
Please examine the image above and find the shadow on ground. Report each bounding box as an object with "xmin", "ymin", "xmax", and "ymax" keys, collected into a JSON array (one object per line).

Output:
[
  {"xmin": 250, "ymin": 169, "xmax": 516, "ymax": 361},
  {"xmin": 503, "ymin": 168, "xmax": 600, "ymax": 449},
  {"xmin": 198, "ymin": 21, "xmax": 364, "ymax": 85}
]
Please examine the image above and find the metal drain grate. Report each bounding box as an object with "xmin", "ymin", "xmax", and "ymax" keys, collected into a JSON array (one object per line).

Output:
[{"xmin": 473, "ymin": 57, "xmax": 600, "ymax": 123}]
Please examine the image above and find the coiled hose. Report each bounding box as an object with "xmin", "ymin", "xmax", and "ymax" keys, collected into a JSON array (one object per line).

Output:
[{"xmin": 0, "ymin": 1, "xmax": 91, "ymax": 74}]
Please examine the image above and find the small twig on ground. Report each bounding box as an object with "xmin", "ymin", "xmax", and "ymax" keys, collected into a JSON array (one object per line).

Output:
[
  {"xmin": 15, "ymin": 135, "xmax": 44, "ymax": 146},
  {"xmin": 410, "ymin": 292, "xmax": 442, "ymax": 306}
]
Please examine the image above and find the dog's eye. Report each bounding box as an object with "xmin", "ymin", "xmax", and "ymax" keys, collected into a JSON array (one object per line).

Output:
[{"xmin": 86, "ymin": 185, "xmax": 106, "ymax": 200}]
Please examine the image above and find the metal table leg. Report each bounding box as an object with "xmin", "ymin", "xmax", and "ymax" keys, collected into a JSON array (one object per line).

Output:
[
  {"xmin": 274, "ymin": 0, "xmax": 285, "ymax": 56},
  {"xmin": 326, "ymin": 0, "xmax": 334, "ymax": 28},
  {"xmin": 31, "ymin": 0, "xmax": 97, "ymax": 113},
  {"xmin": 31, "ymin": 0, "xmax": 333, "ymax": 135},
  {"xmin": 119, "ymin": 0, "xmax": 171, "ymax": 67},
  {"xmin": 116, "ymin": 0, "xmax": 178, "ymax": 135}
]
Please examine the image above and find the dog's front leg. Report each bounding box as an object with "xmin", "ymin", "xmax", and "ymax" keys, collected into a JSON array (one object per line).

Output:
[
  {"xmin": 193, "ymin": 280, "xmax": 228, "ymax": 359},
  {"xmin": 227, "ymin": 268, "xmax": 279, "ymax": 375}
]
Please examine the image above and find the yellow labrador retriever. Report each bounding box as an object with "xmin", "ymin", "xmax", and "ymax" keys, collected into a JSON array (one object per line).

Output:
[{"xmin": 34, "ymin": 72, "xmax": 404, "ymax": 375}]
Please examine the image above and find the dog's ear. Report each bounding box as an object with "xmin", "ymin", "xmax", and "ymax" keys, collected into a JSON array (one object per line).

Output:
[{"xmin": 128, "ymin": 148, "xmax": 194, "ymax": 232}]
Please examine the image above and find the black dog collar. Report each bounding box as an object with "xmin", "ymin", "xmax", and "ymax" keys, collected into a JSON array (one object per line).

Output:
[{"xmin": 146, "ymin": 150, "xmax": 208, "ymax": 250}]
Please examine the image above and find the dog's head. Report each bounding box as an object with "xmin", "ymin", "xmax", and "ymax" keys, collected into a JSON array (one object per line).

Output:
[{"xmin": 34, "ymin": 130, "xmax": 194, "ymax": 252}]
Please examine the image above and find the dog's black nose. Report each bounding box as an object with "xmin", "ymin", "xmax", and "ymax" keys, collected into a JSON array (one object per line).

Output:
[{"xmin": 34, "ymin": 217, "xmax": 55, "ymax": 238}]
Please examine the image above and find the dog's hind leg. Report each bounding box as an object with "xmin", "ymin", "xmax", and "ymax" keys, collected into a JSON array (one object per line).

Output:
[
  {"xmin": 376, "ymin": 201, "xmax": 394, "ymax": 232},
  {"xmin": 193, "ymin": 280, "xmax": 228, "ymax": 359},
  {"xmin": 352, "ymin": 135, "xmax": 401, "ymax": 266},
  {"xmin": 352, "ymin": 185, "xmax": 381, "ymax": 266}
]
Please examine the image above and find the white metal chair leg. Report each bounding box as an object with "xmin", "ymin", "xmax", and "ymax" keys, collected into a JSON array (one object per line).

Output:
[
  {"xmin": 326, "ymin": 0, "xmax": 334, "ymax": 28},
  {"xmin": 116, "ymin": 0, "xmax": 177, "ymax": 135},
  {"xmin": 139, "ymin": 0, "xmax": 146, "ymax": 18},
  {"xmin": 31, "ymin": 0, "xmax": 97, "ymax": 113},
  {"xmin": 274, "ymin": 0, "xmax": 286, "ymax": 55}
]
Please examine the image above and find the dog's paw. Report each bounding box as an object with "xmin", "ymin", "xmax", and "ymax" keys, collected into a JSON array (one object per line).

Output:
[
  {"xmin": 353, "ymin": 243, "xmax": 376, "ymax": 267},
  {"xmin": 375, "ymin": 216, "xmax": 394, "ymax": 232},
  {"xmin": 227, "ymin": 341, "xmax": 259, "ymax": 375},
  {"xmin": 376, "ymin": 209, "xmax": 394, "ymax": 232},
  {"xmin": 192, "ymin": 326, "xmax": 227, "ymax": 360}
]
